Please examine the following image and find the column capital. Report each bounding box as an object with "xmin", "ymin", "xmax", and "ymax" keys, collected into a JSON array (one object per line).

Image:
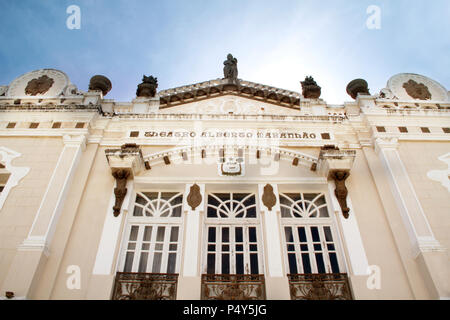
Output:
[
  {"xmin": 63, "ymin": 134, "xmax": 86, "ymax": 150},
  {"xmin": 18, "ymin": 236, "xmax": 50, "ymax": 257},
  {"xmin": 413, "ymin": 237, "xmax": 447, "ymax": 258},
  {"xmin": 374, "ymin": 137, "xmax": 399, "ymax": 154}
]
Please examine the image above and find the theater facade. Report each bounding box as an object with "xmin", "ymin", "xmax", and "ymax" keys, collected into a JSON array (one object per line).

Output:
[{"xmin": 0, "ymin": 58, "xmax": 449, "ymax": 300}]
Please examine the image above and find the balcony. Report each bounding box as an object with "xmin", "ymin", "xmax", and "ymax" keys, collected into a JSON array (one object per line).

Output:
[
  {"xmin": 112, "ymin": 272, "xmax": 178, "ymax": 300},
  {"xmin": 288, "ymin": 273, "xmax": 353, "ymax": 300},
  {"xmin": 201, "ymin": 274, "xmax": 266, "ymax": 300}
]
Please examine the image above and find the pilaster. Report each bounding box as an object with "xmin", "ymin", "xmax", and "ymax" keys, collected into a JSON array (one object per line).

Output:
[
  {"xmin": 374, "ymin": 138, "xmax": 449, "ymax": 298},
  {"xmin": 1, "ymin": 134, "xmax": 86, "ymax": 298},
  {"xmin": 258, "ymin": 183, "xmax": 290, "ymax": 299},
  {"xmin": 177, "ymin": 183, "xmax": 205, "ymax": 300}
]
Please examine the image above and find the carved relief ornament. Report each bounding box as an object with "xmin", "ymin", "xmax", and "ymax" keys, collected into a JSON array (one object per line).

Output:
[
  {"xmin": 262, "ymin": 184, "xmax": 277, "ymax": 211},
  {"xmin": 331, "ymin": 170, "xmax": 350, "ymax": 218},
  {"xmin": 25, "ymin": 75, "xmax": 54, "ymax": 95},
  {"xmin": 187, "ymin": 183, "xmax": 202, "ymax": 210},
  {"xmin": 402, "ymin": 79, "xmax": 431, "ymax": 100},
  {"xmin": 112, "ymin": 169, "xmax": 130, "ymax": 217}
]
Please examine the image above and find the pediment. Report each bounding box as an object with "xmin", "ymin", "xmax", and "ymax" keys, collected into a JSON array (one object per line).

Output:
[
  {"xmin": 158, "ymin": 78, "xmax": 301, "ymax": 111},
  {"xmin": 157, "ymin": 95, "xmax": 303, "ymax": 116}
]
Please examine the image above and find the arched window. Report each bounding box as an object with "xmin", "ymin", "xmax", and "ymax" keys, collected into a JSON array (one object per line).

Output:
[
  {"xmin": 203, "ymin": 192, "xmax": 263, "ymax": 275},
  {"xmin": 118, "ymin": 192, "xmax": 184, "ymax": 274},
  {"xmin": 279, "ymin": 192, "xmax": 345, "ymax": 274}
]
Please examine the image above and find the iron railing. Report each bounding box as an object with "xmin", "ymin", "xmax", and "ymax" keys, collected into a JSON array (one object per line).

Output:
[
  {"xmin": 287, "ymin": 273, "xmax": 353, "ymax": 300},
  {"xmin": 201, "ymin": 274, "xmax": 266, "ymax": 300},
  {"xmin": 112, "ymin": 272, "xmax": 178, "ymax": 300}
]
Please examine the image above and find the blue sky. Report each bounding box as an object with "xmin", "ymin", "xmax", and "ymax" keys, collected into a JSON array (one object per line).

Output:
[{"xmin": 0, "ymin": 0, "xmax": 449, "ymax": 104}]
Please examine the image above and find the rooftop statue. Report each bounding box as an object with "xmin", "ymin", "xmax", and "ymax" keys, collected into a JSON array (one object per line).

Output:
[
  {"xmin": 136, "ymin": 75, "xmax": 158, "ymax": 98},
  {"xmin": 223, "ymin": 54, "xmax": 238, "ymax": 80}
]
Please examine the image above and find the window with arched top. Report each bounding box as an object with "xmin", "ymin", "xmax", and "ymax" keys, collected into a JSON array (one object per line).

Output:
[
  {"xmin": 203, "ymin": 192, "xmax": 263, "ymax": 275},
  {"xmin": 118, "ymin": 192, "xmax": 184, "ymax": 274},
  {"xmin": 279, "ymin": 192, "xmax": 345, "ymax": 275}
]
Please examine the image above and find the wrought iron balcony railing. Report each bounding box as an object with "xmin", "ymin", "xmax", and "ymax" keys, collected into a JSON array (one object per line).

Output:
[
  {"xmin": 288, "ymin": 273, "xmax": 353, "ymax": 300},
  {"xmin": 201, "ymin": 274, "xmax": 266, "ymax": 300},
  {"xmin": 112, "ymin": 272, "xmax": 178, "ymax": 300}
]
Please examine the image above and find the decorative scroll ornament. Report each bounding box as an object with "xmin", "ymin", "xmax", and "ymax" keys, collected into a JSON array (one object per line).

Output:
[
  {"xmin": 187, "ymin": 183, "xmax": 202, "ymax": 210},
  {"xmin": 331, "ymin": 170, "xmax": 350, "ymax": 218},
  {"xmin": 262, "ymin": 184, "xmax": 277, "ymax": 211},
  {"xmin": 25, "ymin": 75, "xmax": 54, "ymax": 95},
  {"xmin": 112, "ymin": 169, "xmax": 130, "ymax": 216},
  {"xmin": 402, "ymin": 79, "xmax": 431, "ymax": 100}
]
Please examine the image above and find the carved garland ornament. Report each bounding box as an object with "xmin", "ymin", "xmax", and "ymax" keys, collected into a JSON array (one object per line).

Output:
[
  {"xmin": 402, "ymin": 79, "xmax": 431, "ymax": 100},
  {"xmin": 25, "ymin": 75, "xmax": 54, "ymax": 95}
]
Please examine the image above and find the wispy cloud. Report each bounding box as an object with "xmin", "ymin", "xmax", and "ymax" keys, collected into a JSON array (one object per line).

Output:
[{"xmin": 0, "ymin": 0, "xmax": 448, "ymax": 103}]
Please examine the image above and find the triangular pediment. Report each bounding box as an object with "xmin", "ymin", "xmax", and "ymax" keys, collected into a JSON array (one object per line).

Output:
[
  {"xmin": 157, "ymin": 95, "xmax": 305, "ymax": 116},
  {"xmin": 158, "ymin": 78, "xmax": 302, "ymax": 111}
]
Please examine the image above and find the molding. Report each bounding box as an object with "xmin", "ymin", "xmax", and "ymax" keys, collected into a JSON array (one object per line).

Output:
[
  {"xmin": 63, "ymin": 134, "xmax": 87, "ymax": 150},
  {"xmin": 17, "ymin": 236, "xmax": 50, "ymax": 257},
  {"xmin": 374, "ymin": 137, "xmax": 399, "ymax": 153},
  {"xmin": 412, "ymin": 237, "xmax": 446, "ymax": 258},
  {"xmin": 134, "ymin": 177, "xmax": 328, "ymax": 185},
  {"xmin": 0, "ymin": 129, "xmax": 89, "ymax": 138}
]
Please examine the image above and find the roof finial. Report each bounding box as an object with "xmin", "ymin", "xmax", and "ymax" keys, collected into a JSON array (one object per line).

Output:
[{"xmin": 223, "ymin": 54, "xmax": 238, "ymax": 80}]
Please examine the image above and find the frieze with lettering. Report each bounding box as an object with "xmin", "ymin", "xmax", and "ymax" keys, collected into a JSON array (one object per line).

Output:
[{"xmin": 140, "ymin": 130, "xmax": 331, "ymax": 140}]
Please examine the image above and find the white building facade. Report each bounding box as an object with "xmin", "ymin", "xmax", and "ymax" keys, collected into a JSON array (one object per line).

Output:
[{"xmin": 0, "ymin": 64, "xmax": 449, "ymax": 300}]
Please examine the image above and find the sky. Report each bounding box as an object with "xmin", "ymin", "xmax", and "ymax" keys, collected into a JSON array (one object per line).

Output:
[{"xmin": 0, "ymin": 0, "xmax": 449, "ymax": 104}]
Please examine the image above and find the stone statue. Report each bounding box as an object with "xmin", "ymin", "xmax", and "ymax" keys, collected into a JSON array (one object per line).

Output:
[
  {"xmin": 223, "ymin": 54, "xmax": 238, "ymax": 80},
  {"xmin": 136, "ymin": 75, "xmax": 158, "ymax": 98}
]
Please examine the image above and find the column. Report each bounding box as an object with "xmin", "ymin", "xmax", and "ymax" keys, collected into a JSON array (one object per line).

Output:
[
  {"xmin": 177, "ymin": 183, "xmax": 205, "ymax": 300},
  {"xmin": 375, "ymin": 138, "xmax": 449, "ymax": 299},
  {"xmin": 1, "ymin": 134, "xmax": 86, "ymax": 298},
  {"xmin": 258, "ymin": 183, "xmax": 290, "ymax": 300}
]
